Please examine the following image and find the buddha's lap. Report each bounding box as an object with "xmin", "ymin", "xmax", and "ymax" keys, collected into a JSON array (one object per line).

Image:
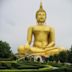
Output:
[{"xmin": 18, "ymin": 45, "xmax": 65, "ymax": 54}]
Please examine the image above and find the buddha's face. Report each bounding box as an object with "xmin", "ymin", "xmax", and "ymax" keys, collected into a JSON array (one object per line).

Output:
[{"xmin": 36, "ymin": 11, "xmax": 46, "ymax": 23}]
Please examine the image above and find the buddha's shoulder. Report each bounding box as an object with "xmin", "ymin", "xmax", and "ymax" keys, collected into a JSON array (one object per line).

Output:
[
  {"xmin": 31, "ymin": 25, "xmax": 51, "ymax": 28},
  {"xmin": 28, "ymin": 25, "xmax": 39, "ymax": 29},
  {"xmin": 28, "ymin": 25, "xmax": 55, "ymax": 31},
  {"xmin": 43, "ymin": 25, "xmax": 55, "ymax": 30},
  {"xmin": 28, "ymin": 26, "xmax": 34, "ymax": 29},
  {"xmin": 47, "ymin": 25, "xmax": 55, "ymax": 30}
]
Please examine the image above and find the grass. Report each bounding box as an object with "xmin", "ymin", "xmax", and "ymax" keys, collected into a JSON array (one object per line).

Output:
[{"xmin": 0, "ymin": 61, "xmax": 72, "ymax": 72}]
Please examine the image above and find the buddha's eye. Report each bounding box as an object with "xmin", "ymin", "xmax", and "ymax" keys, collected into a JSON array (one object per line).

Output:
[
  {"xmin": 42, "ymin": 13, "xmax": 45, "ymax": 15},
  {"xmin": 39, "ymin": 14, "xmax": 41, "ymax": 15}
]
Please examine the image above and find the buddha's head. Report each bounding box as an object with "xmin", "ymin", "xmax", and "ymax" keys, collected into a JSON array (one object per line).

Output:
[{"xmin": 36, "ymin": 2, "xmax": 46, "ymax": 24}]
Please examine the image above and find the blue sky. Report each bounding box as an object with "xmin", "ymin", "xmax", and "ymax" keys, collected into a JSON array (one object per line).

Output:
[{"xmin": 0, "ymin": 0, "xmax": 72, "ymax": 53}]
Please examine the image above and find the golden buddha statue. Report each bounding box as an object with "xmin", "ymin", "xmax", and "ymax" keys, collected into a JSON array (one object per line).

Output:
[{"xmin": 18, "ymin": 2, "xmax": 65, "ymax": 57}]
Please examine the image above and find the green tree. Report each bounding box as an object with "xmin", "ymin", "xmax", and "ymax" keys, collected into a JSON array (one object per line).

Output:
[
  {"xmin": 58, "ymin": 51, "xmax": 68, "ymax": 63},
  {"xmin": 67, "ymin": 46, "xmax": 72, "ymax": 63},
  {"xmin": 0, "ymin": 40, "xmax": 16, "ymax": 60},
  {"xmin": 48, "ymin": 56, "xmax": 54, "ymax": 61},
  {"xmin": 53, "ymin": 54, "xmax": 59, "ymax": 62}
]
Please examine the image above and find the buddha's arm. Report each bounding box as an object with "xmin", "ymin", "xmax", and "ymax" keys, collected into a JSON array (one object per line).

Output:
[
  {"xmin": 47, "ymin": 28, "xmax": 55, "ymax": 47},
  {"xmin": 25, "ymin": 27, "xmax": 33, "ymax": 47}
]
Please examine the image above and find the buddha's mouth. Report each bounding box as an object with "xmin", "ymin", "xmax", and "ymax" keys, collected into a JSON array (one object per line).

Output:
[{"xmin": 40, "ymin": 18, "xmax": 44, "ymax": 20}]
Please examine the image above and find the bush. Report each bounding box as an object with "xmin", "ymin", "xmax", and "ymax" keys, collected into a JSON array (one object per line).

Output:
[{"xmin": 0, "ymin": 61, "xmax": 18, "ymax": 69}]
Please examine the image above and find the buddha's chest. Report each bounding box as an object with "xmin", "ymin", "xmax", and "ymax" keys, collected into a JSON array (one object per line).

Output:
[
  {"xmin": 33, "ymin": 27, "xmax": 50, "ymax": 41},
  {"xmin": 33, "ymin": 26, "xmax": 50, "ymax": 35},
  {"xmin": 33, "ymin": 31, "xmax": 48, "ymax": 37}
]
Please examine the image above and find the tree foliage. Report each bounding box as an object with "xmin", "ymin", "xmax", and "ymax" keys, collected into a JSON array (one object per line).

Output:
[
  {"xmin": 67, "ymin": 46, "xmax": 72, "ymax": 63},
  {"xmin": 0, "ymin": 40, "xmax": 16, "ymax": 60},
  {"xmin": 58, "ymin": 51, "xmax": 68, "ymax": 63}
]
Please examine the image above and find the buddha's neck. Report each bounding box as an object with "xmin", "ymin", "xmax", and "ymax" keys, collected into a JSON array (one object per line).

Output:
[{"xmin": 38, "ymin": 22, "xmax": 45, "ymax": 26}]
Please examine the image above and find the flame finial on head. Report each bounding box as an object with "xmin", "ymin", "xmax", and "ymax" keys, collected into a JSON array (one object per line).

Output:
[
  {"xmin": 36, "ymin": 1, "xmax": 46, "ymax": 16},
  {"xmin": 40, "ymin": 1, "xmax": 43, "ymax": 10}
]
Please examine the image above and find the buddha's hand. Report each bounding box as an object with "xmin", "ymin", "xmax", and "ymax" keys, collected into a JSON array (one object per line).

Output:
[
  {"xmin": 25, "ymin": 43, "xmax": 30, "ymax": 49},
  {"xmin": 46, "ymin": 41, "xmax": 55, "ymax": 48},
  {"xmin": 24, "ymin": 43, "xmax": 32, "ymax": 55}
]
